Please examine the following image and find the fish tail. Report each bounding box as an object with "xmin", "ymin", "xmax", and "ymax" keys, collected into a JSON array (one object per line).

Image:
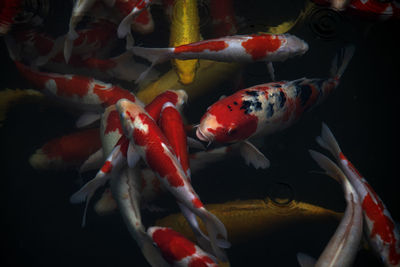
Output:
[
  {"xmin": 315, "ymin": 123, "xmax": 342, "ymax": 161},
  {"xmin": 309, "ymin": 149, "xmax": 345, "ymax": 184},
  {"xmin": 128, "ymin": 46, "xmax": 173, "ymax": 66},
  {"xmin": 329, "ymin": 45, "xmax": 355, "ymax": 81},
  {"xmin": 199, "ymin": 208, "xmax": 229, "ymax": 261},
  {"xmin": 296, "ymin": 252, "xmax": 317, "ymax": 267}
]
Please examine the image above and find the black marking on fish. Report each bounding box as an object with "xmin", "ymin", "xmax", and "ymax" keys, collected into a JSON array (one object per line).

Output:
[
  {"xmin": 273, "ymin": 83, "xmax": 282, "ymax": 88},
  {"xmin": 233, "ymin": 101, "xmax": 238, "ymax": 106},
  {"xmin": 227, "ymin": 105, "xmax": 232, "ymax": 111},
  {"xmin": 266, "ymin": 103, "xmax": 274, "ymax": 118},
  {"xmin": 296, "ymin": 83, "xmax": 312, "ymax": 106},
  {"xmin": 245, "ymin": 90, "xmax": 259, "ymax": 97},
  {"xmin": 240, "ymin": 99, "xmax": 263, "ymax": 114},
  {"xmin": 279, "ymin": 90, "xmax": 286, "ymax": 108}
]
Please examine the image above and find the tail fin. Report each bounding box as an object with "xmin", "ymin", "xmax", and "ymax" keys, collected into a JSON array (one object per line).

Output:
[
  {"xmin": 199, "ymin": 209, "xmax": 229, "ymax": 261},
  {"xmin": 309, "ymin": 149, "xmax": 345, "ymax": 184},
  {"xmin": 315, "ymin": 122, "xmax": 342, "ymax": 160},
  {"xmin": 127, "ymin": 46, "xmax": 173, "ymax": 66},
  {"xmin": 329, "ymin": 45, "xmax": 355, "ymax": 80}
]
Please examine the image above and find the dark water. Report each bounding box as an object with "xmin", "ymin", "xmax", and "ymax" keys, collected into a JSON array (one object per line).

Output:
[{"xmin": 0, "ymin": 0, "xmax": 399, "ymax": 266}]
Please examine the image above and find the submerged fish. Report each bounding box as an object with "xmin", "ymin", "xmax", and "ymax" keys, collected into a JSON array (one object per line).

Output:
[
  {"xmin": 196, "ymin": 46, "xmax": 355, "ymax": 169},
  {"xmin": 169, "ymin": 0, "xmax": 201, "ymax": 85},
  {"xmin": 297, "ymin": 150, "xmax": 363, "ymax": 267},
  {"xmin": 156, "ymin": 197, "xmax": 343, "ymax": 245},
  {"xmin": 0, "ymin": 0, "xmax": 24, "ymax": 35},
  {"xmin": 316, "ymin": 123, "xmax": 400, "ymax": 266}
]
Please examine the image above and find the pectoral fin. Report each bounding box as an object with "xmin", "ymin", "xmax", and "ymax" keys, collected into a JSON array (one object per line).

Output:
[
  {"xmin": 239, "ymin": 141, "xmax": 270, "ymax": 169},
  {"xmin": 76, "ymin": 112, "xmax": 100, "ymax": 128},
  {"xmin": 296, "ymin": 252, "xmax": 316, "ymax": 267}
]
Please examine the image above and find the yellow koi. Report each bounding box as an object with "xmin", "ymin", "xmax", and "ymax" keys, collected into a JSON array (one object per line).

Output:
[
  {"xmin": 155, "ymin": 196, "xmax": 343, "ymax": 245},
  {"xmin": 169, "ymin": 0, "xmax": 201, "ymax": 85},
  {"xmin": 136, "ymin": 60, "xmax": 241, "ymax": 104}
]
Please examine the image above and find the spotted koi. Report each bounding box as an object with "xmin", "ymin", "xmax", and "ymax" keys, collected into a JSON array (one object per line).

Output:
[
  {"xmin": 195, "ymin": 46, "xmax": 354, "ymax": 169},
  {"xmin": 116, "ymin": 99, "xmax": 228, "ymax": 261},
  {"xmin": 148, "ymin": 226, "xmax": 218, "ymax": 267},
  {"xmin": 315, "ymin": 123, "xmax": 400, "ymax": 267}
]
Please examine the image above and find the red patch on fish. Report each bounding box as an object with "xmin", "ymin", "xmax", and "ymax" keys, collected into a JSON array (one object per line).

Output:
[
  {"xmin": 340, "ymin": 152, "xmax": 363, "ymax": 178},
  {"xmin": 134, "ymin": 8, "xmax": 150, "ymax": 25},
  {"xmin": 241, "ymin": 34, "xmax": 282, "ymax": 60},
  {"xmin": 362, "ymin": 193, "xmax": 400, "ymax": 265},
  {"xmin": 101, "ymin": 161, "xmax": 113, "ymax": 173},
  {"xmin": 174, "ymin": 40, "xmax": 228, "ymax": 54},
  {"xmin": 0, "ymin": 0, "xmax": 24, "ymax": 34},
  {"xmin": 152, "ymin": 228, "xmax": 196, "ymax": 263},
  {"xmin": 192, "ymin": 198, "xmax": 203, "ymax": 208},
  {"xmin": 145, "ymin": 90, "xmax": 179, "ymax": 121},
  {"xmin": 105, "ymin": 110, "xmax": 123, "ymax": 135}
]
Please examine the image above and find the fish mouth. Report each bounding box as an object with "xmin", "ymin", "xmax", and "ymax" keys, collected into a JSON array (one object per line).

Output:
[{"xmin": 196, "ymin": 127, "xmax": 212, "ymax": 143}]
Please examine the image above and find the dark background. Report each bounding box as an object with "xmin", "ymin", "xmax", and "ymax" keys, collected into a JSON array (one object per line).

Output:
[{"xmin": 0, "ymin": 0, "xmax": 399, "ymax": 266}]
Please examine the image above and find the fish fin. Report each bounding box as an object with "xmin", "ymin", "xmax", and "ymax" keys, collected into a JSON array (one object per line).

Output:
[
  {"xmin": 179, "ymin": 203, "xmax": 230, "ymax": 250},
  {"xmin": 187, "ymin": 137, "xmax": 206, "ymax": 150},
  {"xmin": 76, "ymin": 112, "xmax": 101, "ymax": 128},
  {"xmin": 316, "ymin": 122, "xmax": 342, "ymax": 160},
  {"xmin": 70, "ymin": 170, "xmax": 110, "ymax": 204},
  {"xmin": 219, "ymin": 95, "xmax": 226, "ymax": 100},
  {"xmin": 329, "ymin": 45, "xmax": 355, "ymax": 80},
  {"xmin": 296, "ymin": 252, "xmax": 316, "ymax": 267},
  {"xmin": 64, "ymin": 29, "xmax": 79, "ymax": 63},
  {"xmin": 128, "ymin": 46, "xmax": 172, "ymax": 66},
  {"xmin": 79, "ymin": 148, "xmax": 104, "ymax": 173},
  {"xmin": 200, "ymin": 210, "xmax": 229, "ymax": 261},
  {"xmin": 127, "ymin": 142, "xmax": 140, "ymax": 168},
  {"xmin": 267, "ymin": 62, "xmax": 275, "ymax": 81},
  {"xmin": 94, "ymin": 187, "xmax": 117, "ymax": 216},
  {"xmin": 308, "ymin": 149, "xmax": 344, "ymax": 184},
  {"xmin": 239, "ymin": 141, "xmax": 270, "ymax": 169}
]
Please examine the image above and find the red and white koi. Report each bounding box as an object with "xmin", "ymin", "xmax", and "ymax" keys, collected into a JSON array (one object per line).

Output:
[
  {"xmin": 196, "ymin": 46, "xmax": 354, "ymax": 169},
  {"xmin": 117, "ymin": 0, "xmax": 154, "ymax": 38},
  {"xmin": 128, "ymin": 33, "xmax": 308, "ymax": 82},
  {"xmin": 312, "ymin": 0, "xmax": 400, "ymax": 20},
  {"xmin": 13, "ymin": 61, "xmax": 139, "ymax": 113},
  {"xmin": 29, "ymin": 128, "xmax": 102, "ymax": 170},
  {"xmin": 315, "ymin": 123, "xmax": 400, "ymax": 266},
  {"xmin": 0, "ymin": 0, "xmax": 24, "ymax": 35},
  {"xmin": 116, "ymin": 99, "xmax": 228, "ymax": 260},
  {"xmin": 148, "ymin": 226, "xmax": 218, "ymax": 267},
  {"xmin": 297, "ymin": 150, "xmax": 363, "ymax": 267}
]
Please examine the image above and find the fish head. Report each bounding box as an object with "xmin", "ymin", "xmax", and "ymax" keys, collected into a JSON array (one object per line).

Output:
[
  {"xmin": 196, "ymin": 93, "xmax": 259, "ymax": 144},
  {"xmin": 280, "ymin": 34, "xmax": 309, "ymax": 59},
  {"xmin": 116, "ymin": 98, "xmax": 148, "ymax": 137},
  {"xmin": 174, "ymin": 59, "xmax": 198, "ymax": 85}
]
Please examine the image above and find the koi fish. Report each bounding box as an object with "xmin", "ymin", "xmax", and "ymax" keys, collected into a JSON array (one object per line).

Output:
[
  {"xmin": 297, "ymin": 150, "xmax": 363, "ymax": 267},
  {"xmin": 196, "ymin": 46, "xmax": 355, "ymax": 169},
  {"xmin": 148, "ymin": 226, "xmax": 218, "ymax": 267},
  {"xmin": 136, "ymin": 60, "xmax": 242, "ymax": 105},
  {"xmin": 29, "ymin": 128, "xmax": 102, "ymax": 170},
  {"xmin": 169, "ymin": 0, "xmax": 201, "ymax": 85},
  {"xmin": 129, "ymin": 33, "xmax": 309, "ymax": 82},
  {"xmin": 110, "ymin": 167, "xmax": 170, "ymax": 267},
  {"xmin": 315, "ymin": 123, "xmax": 400, "ymax": 266},
  {"xmin": 116, "ymin": 99, "xmax": 228, "ymax": 260},
  {"xmin": 0, "ymin": 0, "xmax": 24, "ymax": 35},
  {"xmin": 156, "ymin": 196, "xmax": 343, "ymax": 245},
  {"xmin": 12, "ymin": 61, "xmax": 140, "ymax": 114},
  {"xmin": 117, "ymin": 0, "xmax": 154, "ymax": 38}
]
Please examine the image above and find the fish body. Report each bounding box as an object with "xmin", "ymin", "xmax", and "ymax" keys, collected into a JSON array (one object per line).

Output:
[
  {"xmin": 316, "ymin": 123, "xmax": 400, "ymax": 266},
  {"xmin": 156, "ymin": 197, "xmax": 343, "ymax": 245},
  {"xmin": 0, "ymin": 0, "xmax": 24, "ymax": 35},
  {"xmin": 169, "ymin": 0, "xmax": 201, "ymax": 85},
  {"xmin": 299, "ymin": 150, "xmax": 363, "ymax": 267},
  {"xmin": 196, "ymin": 46, "xmax": 354, "ymax": 145},
  {"xmin": 29, "ymin": 128, "xmax": 101, "ymax": 170},
  {"xmin": 116, "ymin": 99, "xmax": 228, "ymax": 260},
  {"xmin": 14, "ymin": 61, "xmax": 138, "ymax": 112},
  {"xmin": 117, "ymin": 0, "xmax": 154, "ymax": 38},
  {"xmin": 130, "ymin": 33, "xmax": 308, "ymax": 65},
  {"xmin": 114, "ymin": 0, "xmax": 154, "ymax": 34},
  {"xmin": 148, "ymin": 226, "xmax": 218, "ymax": 267}
]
